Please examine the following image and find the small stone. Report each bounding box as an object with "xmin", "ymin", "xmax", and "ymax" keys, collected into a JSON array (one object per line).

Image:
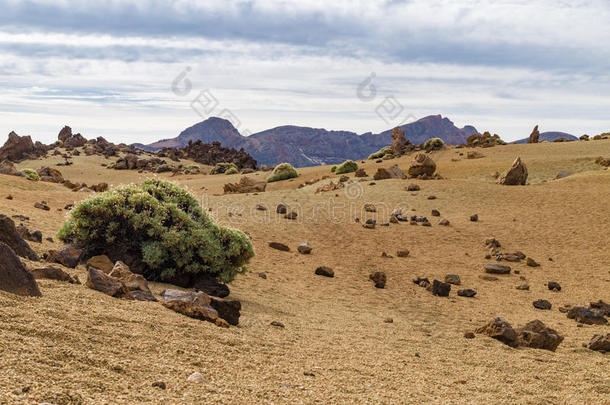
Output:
[
  {"xmin": 6, "ymin": 195, "xmax": 13, "ymax": 200},
  {"xmin": 548, "ymin": 281, "xmax": 561, "ymax": 292},
  {"xmin": 444, "ymin": 274, "xmax": 461, "ymax": 285},
  {"xmin": 364, "ymin": 204, "xmax": 376, "ymax": 212},
  {"xmin": 526, "ymin": 257, "xmax": 540, "ymax": 267},
  {"xmin": 484, "ymin": 264, "xmax": 511, "ymax": 274},
  {"xmin": 270, "ymin": 321, "xmax": 285, "ymax": 328},
  {"xmin": 432, "ymin": 279, "xmax": 451, "ymax": 297},
  {"xmin": 256, "ymin": 204, "xmax": 267, "ymax": 211},
  {"xmin": 406, "ymin": 184, "xmax": 420, "ymax": 191},
  {"xmin": 34, "ymin": 201, "xmax": 50, "ymax": 211},
  {"xmin": 514, "ymin": 270, "xmax": 520, "ymax": 274},
  {"xmin": 269, "ymin": 242, "xmax": 290, "ymax": 252},
  {"xmin": 533, "ymin": 299, "xmax": 552, "ymax": 310},
  {"xmin": 438, "ymin": 218, "xmax": 450, "ymax": 226},
  {"xmin": 427, "ymin": 195, "xmax": 437, "ymax": 200},
  {"xmin": 187, "ymin": 372, "xmax": 205, "ymax": 383},
  {"xmin": 587, "ymin": 334, "xmax": 610, "ymax": 352},
  {"xmin": 464, "ymin": 332, "xmax": 475, "ymax": 339},
  {"xmin": 276, "ymin": 204, "xmax": 287, "ymax": 214},
  {"xmin": 396, "ymin": 250, "xmax": 410, "ymax": 257},
  {"xmin": 257, "ymin": 272, "xmax": 267, "ymax": 279},
  {"xmin": 297, "ymin": 242, "xmax": 312, "ymax": 254},
  {"xmin": 315, "ymin": 266, "xmax": 334, "ymax": 278},
  {"xmin": 384, "ymin": 318, "xmax": 393, "ymax": 323},
  {"xmin": 457, "ymin": 289, "xmax": 477, "ymax": 297},
  {"xmin": 303, "ymin": 371, "xmax": 315, "ymax": 377},
  {"xmin": 363, "ymin": 219, "xmax": 376, "ymax": 229},
  {"xmin": 413, "ymin": 277, "xmax": 430, "ymax": 289},
  {"xmin": 284, "ymin": 211, "xmax": 298, "ymax": 220},
  {"xmin": 470, "ymin": 214, "xmax": 478, "ymax": 222},
  {"xmin": 431, "ymin": 209, "xmax": 440, "ymax": 216},
  {"xmin": 516, "ymin": 284, "xmax": 530, "ymax": 290},
  {"xmin": 152, "ymin": 381, "xmax": 166, "ymax": 390},
  {"xmin": 421, "ymin": 220, "xmax": 431, "ymax": 227},
  {"xmin": 369, "ymin": 271, "xmax": 387, "ymax": 288}
]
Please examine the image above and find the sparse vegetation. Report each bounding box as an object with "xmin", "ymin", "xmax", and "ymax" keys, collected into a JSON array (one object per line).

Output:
[
  {"xmin": 368, "ymin": 146, "xmax": 392, "ymax": 160},
  {"xmin": 211, "ymin": 162, "xmax": 239, "ymax": 175},
  {"xmin": 57, "ymin": 179, "xmax": 254, "ymax": 283},
  {"xmin": 423, "ymin": 138, "xmax": 444, "ymax": 150},
  {"xmin": 225, "ymin": 167, "xmax": 239, "ymax": 175},
  {"xmin": 22, "ymin": 169, "xmax": 39, "ymax": 181},
  {"xmin": 330, "ymin": 166, "xmax": 337, "ymax": 173},
  {"xmin": 267, "ymin": 163, "xmax": 298, "ymax": 182},
  {"xmin": 334, "ymin": 160, "xmax": 358, "ymax": 174}
]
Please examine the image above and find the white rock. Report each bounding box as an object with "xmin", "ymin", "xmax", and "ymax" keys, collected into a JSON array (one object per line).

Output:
[{"xmin": 187, "ymin": 371, "xmax": 205, "ymax": 383}]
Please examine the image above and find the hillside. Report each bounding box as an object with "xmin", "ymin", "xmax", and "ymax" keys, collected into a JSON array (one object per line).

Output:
[
  {"xmin": 1, "ymin": 139, "xmax": 609, "ymax": 404},
  {"xmin": 134, "ymin": 115, "xmax": 478, "ymax": 167}
]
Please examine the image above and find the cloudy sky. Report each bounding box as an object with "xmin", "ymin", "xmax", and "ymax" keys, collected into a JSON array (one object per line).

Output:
[{"xmin": 1, "ymin": 0, "xmax": 609, "ymax": 145}]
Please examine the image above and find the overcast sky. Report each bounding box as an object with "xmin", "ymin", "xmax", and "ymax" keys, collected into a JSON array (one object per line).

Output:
[{"xmin": 1, "ymin": 0, "xmax": 609, "ymax": 145}]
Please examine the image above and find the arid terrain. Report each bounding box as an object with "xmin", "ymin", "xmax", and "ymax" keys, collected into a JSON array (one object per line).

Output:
[{"xmin": 1, "ymin": 140, "xmax": 609, "ymax": 404}]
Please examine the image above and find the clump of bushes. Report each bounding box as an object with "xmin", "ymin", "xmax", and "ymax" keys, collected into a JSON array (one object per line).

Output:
[
  {"xmin": 330, "ymin": 166, "xmax": 337, "ymax": 173},
  {"xmin": 334, "ymin": 160, "xmax": 358, "ymax": 174},
  {"xmin": 22, "ymin": 169, "xmax": 39, "ymax": 181},
  {"xmin": 225, "ymin": 167, "xmax": 239, "ymax": 175},
  {"xmin": 183, "ymin": 165, "xmax": 200, "ymax": 175},
  {"xmin": 467, "ymin": 132, "xmax": 505, "ymax": 147},
  {"xmin": 423, "ymin": 138, "xmax": 444, "ymax": 150},
  {"xmin": 267, "ymin": 163, "xmax": 298, "ymax": 183},
  {"xmin": 368, "ymin": 146, "xmax": 392, "ymax": 160},
  {"xmin": 210, "ymin": 162, "xmax": 239, "ymax": 174},
  {"xmin": 57, "ymin": 179, "xmax": 254, "ymax": 283}
]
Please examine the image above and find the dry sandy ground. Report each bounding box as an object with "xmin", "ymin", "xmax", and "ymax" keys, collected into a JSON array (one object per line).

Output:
[{"xmin": 1, "ymin": 140, "xmax": 609, "ymax": 404}]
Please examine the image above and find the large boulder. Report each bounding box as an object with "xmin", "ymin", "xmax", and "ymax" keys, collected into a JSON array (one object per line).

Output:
[
  {"xmin": 209, "ymin": 296, "xmax": 241, "ymax": 325},
  {"xmin": 407, "ymin": 153, "xmax": 436, "ymax": 177},
  {"xmin": 0, "ymin": 160, "xmax": 25, "ymax": 177},
  {"xmin": 46, "ymin": 246, "xmax": 83, "ymax": 268},
  {"xmin": 0, "ymin": 242, "xmax": 42, "ymax": 297},
  {"xmin": 86, "ymin": 255, "xmax": 115, "ymax": 274},
  {"xmin": 86, "ymin": 267, "xmax": 133, "ymax": 299},
  {"xmin": 0, "ymin": 131, "xmax": 36, "ymax": 162},
  {"xmin": 0, "ymin": 214, "xmax": 39, "ymax": 260},
  {"xmin": 109, "ymin": 261, "xmax": 156, "ymax": 301},
  {"xmin": 498, "ymin": 157, "xmax": 528, "ymax": 185},
  {"xmin": 475, "ymin": 317, "xmax": 518, "ymax": 347},
  {"xmin": 58, "ymin": 126, "xmax": 72, "ymax": 143},
  {"xmin": 527, "ymin": 125, "xmax": 540, "ymax": 143},
  {"xmin": 161, "ymin": 289, "xmax": 221, "ymax": 324},
  {"xmin": 587, "ymin": 334, "xmax": 610, "ymax": 353},
  {"xmin": 36, "ymin": 167, "xmax": 65, "ymax": 183},
  {"xmin": 516, "ymin": 320, "xmax": 564, "ymax": 351},
  {"xmin": 223, "ymin": 176, "xmax": 267, "ymax": 194}
]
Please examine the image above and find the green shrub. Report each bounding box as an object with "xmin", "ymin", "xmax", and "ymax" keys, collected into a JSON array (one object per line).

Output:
[
  {"xmin": 330, "ymin": 166, "xmax": 337, "ymax": 173},
  {"xmin": 155, "ymin": 164, "xmax": 172, "ymax": 173},
  {"xmin": 368, "ymin": 146, "xmax": 392, "ymax": 160},
  {"xmin": 23, "ymin": 169, "xmax": 39, "ymax": 181},
  {"xmin": 334, "ymin": 160, "xmax": 358, "ymax": 174},
  {"xmin": 184, "ymin": 165, "xmax": 200, "ymax": 174},
  {"xmin": 225, "ymin": 167, "xmax": 239, "ymax": 175},
  {"xmin": 267, "ymin": 163, "xmax": 298, "ymax": 183},
  {"xmin": 211, "ymin": 162, "xmax": 238, "ymax": 175},
  {"xmin": 423, "ymin": 138, "xmax": 444, "ymax": 149},
  {"xmin": 57, "ymin": 179, "xmax": 254, "ymax": 283}
]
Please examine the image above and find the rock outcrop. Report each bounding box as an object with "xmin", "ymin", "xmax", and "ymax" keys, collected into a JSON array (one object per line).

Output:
[
  {"xmin": 527, "ymin": 125, "xmax": 540, "ymax": 143},
  {"xmin": 498, "ymin": 157, "xmax": 528, "ymax": 185},
  {"xmin": 407, "ymin": 154, "xmax": 436, "ymax": 177},
  {"xmin": 0, "ymin": 214, "xmax": 39, "ymax": 260},
  {"xmin": 223, "ymin": 177, "xmax": 267, "ymax": 194},
  {"xmin": 0, "ymin": 242, "xmax": 42, "ymax": 297},
  {"xmin": 0, "ymin": 131, "xmax": 47, "ymax": 162}
]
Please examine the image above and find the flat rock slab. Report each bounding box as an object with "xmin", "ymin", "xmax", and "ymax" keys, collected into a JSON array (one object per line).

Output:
[
  {"xmin": 30, "ymin": 265, "xmax": 78, "ymax": 284},
  {"xmin": 484, "ymin": 264, "xmax": 511, "ymax": 274}
]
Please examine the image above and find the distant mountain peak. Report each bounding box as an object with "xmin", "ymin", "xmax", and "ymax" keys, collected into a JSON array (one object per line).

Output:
[{"xmin": 135, "ymin": 114, "xmax": 478, "ymax": 167}]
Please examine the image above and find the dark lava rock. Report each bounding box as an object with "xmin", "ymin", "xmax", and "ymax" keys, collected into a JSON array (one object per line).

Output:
[
  {"xmin": 369, "ymin": 271, "xmax": 387, "ymax": 289},
  {"xmin": 0, "ymin": 242, "xmax": 42, "ymax": 297},
  {"xmin": 547, "ymin": 281, "xmax": 561, "ymax": 292},
  {"xmin": 315, "ymin": 266, "xmax": 334, "ymax": 278},
  {"xmin": 0, "ymin": 214, "xmax": 39, "ymax": 260},
  {"xmin": 484, "ymin": 264, "xmax": 511, "ymax": 274},
  {"xmin": 533, "ymin": 299, "xmax": 552, "ymax": 310},
  {"xmin": 457, "ymin": 289, "xmax": 477, "ymax": 298},
  {"xmin": 470, "ymin": 214, "xmax": 478, "ymax": 222},
  {"xmin": 432, "ymin": 279, "xmax": 451, "ymax": 297},
  {"xmin": 269, "ymin": 242, "xmax": 290, "ymax": 252}
]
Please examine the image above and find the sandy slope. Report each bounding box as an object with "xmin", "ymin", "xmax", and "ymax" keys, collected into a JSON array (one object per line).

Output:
[{"xmin": 1, "ymin": 140, "xmax": 609, "ymax": 404}]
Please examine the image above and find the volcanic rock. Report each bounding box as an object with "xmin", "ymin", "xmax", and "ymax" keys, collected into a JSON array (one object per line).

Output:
[
  {"xmin": 269, "ymin": 242, "xmax": 290, "ymax": 252},
  {"xmin": 457, "ymin": 289, "xmax": 477, "ymax": 297},
  {"xmin": 46, "ymin": 246, "xmax": 82, "ymax": 268},
  {"xmin": 30, "ymin": 265, "xmax": 77, "ymax": 284},
  {"xmin": 407, "ymin": 153, "xmax": 436, "ymax": 177},
  {"xmin": 86, "ymin": 267, "xmax": 133, "ymax": 299},
  {"xmin": 533, "ymin": 299, "xmax": 552, "ymax": 310},
  {"xmin": 484, "ymin": 264, "xmax": 511, "ymax": 274},
  {"xmin": 0, "ymin": 214, "xmax": 39, "ymax": 260},
  {"xmin": 527, "ymin": 125, "xmax": 540, "ymax": 143},
  {"xmin": 475, "ymin": 317, "xmax": 518, "ymax": 347},
  {"xmin": 587, "ymin": 334, "xmax": 610, "ymax": 352},
  {"xmin": 498, "ymin": 157, "xmax": 528, "ymax": 185},
  {"xmin": 432, "ymin": 279, "xmax": 451, "ymax": 296},
  {"xmin": 315, "ymin": 266, "xmax": 334, "ymax": 278},
  {"xmin": 369, "ymin": 271, "xmax": 387, "ymax": 289},
  {"xmin": 297, "ymin": 242, "xmax": 312, "ymax": 254},
  {"xmin": 516, "ymin": 320, "xmax": 563, "ymax": 351},
  {"xmin": 224, "ymin": 177, "xmax": 266, "ymax": 194},
  {"xmin": 0, "ymin": 242, "xmax": 42, "ymax": 297}
]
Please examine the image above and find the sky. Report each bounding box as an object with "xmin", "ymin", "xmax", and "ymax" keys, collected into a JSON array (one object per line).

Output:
[{"xmin": 1, "ymin": 0, "xmax": 610, "ymax": 145}]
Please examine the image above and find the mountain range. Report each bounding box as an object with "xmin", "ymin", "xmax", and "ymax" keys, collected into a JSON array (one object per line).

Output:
[{"xmin": 134, "ymin": 115, "xmax": 478, "ymax": 167}]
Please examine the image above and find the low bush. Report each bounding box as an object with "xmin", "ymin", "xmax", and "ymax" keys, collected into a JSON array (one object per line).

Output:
[
  {"xmin": 368, "ymin": 146, "xmax": 392, "ymax": 160},
  {"xmin": 225, "ymin": 167, "xmax": 239, "ymax": 175},
  {"xmin": 423, "ymin": 138, "xmax": 444, "ymax": 150},
  {"xmin": 334, "ymin": 160, "xmax": 358, "ymax": 174},
  {"xmin": 211, "ymin": 162, "xmax": 238, "ymax": 175},
  {"xmin": 22, "ymin": 169, "xmax": 39, "ymax": 181},
  {"xmin": 57, "ymin": 179, "xmax": 254, "ymax": 283},
  {"xmin": 267, "ymin": 163, "xmax": 298, "ymax": 183}
]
